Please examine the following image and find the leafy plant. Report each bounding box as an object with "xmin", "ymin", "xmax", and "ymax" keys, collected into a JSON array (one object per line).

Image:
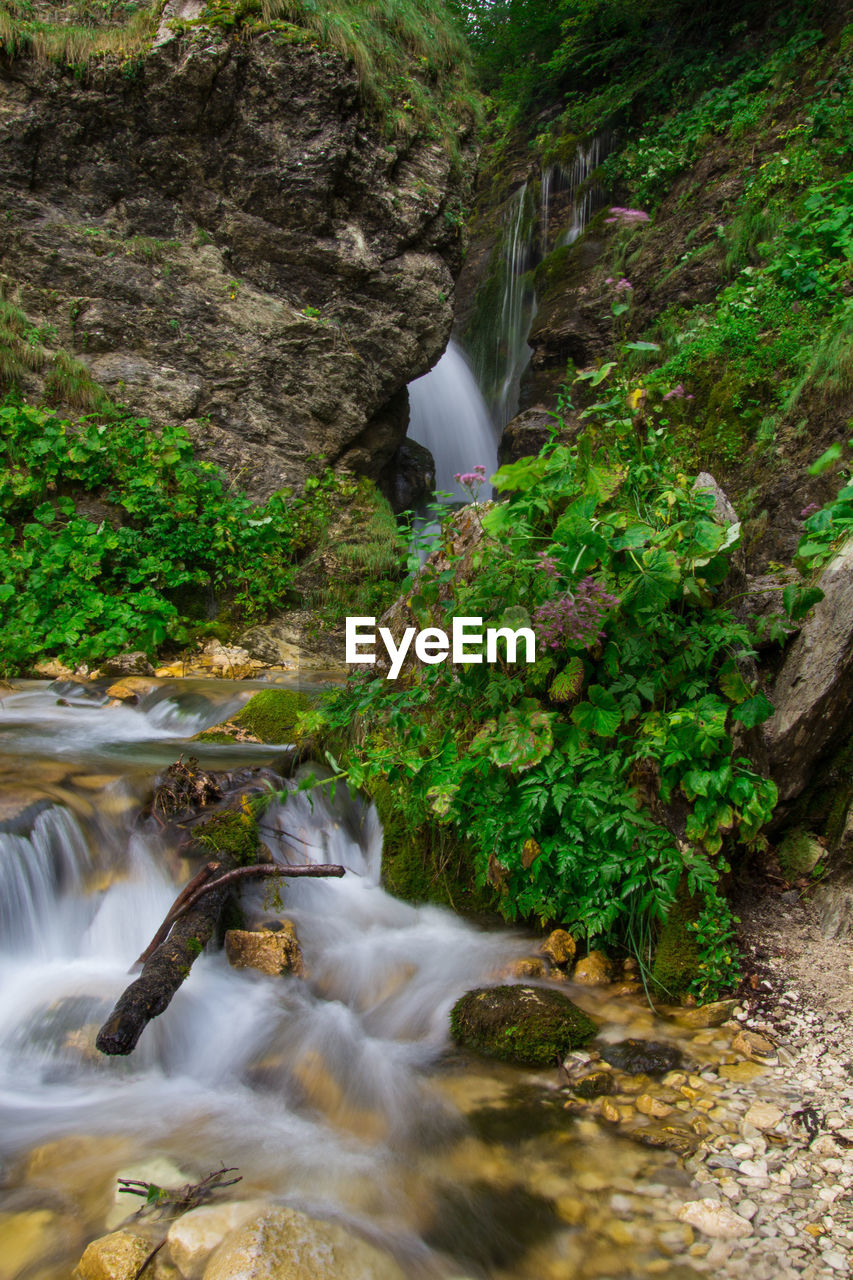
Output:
[
  {"xmin": 306, "ymin": 357, "xmax": 778, "ymax": 993},
  {"xmin": 0, "ymin": 402, "xmax": 332, "ymax": 671}
]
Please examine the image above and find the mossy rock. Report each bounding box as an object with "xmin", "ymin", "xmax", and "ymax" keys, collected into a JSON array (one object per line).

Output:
[
  {"xmin": 450, "ymin": 984, "xmax": 597, "ymax": 1066},
  {"xmin": 778, "ymin": 827, "xmax": 824, "ymax": 878},
  {"xmin": 370, "ymin": 779, "xmax": 498, "ymax": 916},
  {"xmin": 651, "ymin": 891, "xmax": 700, "ymax": 1001},
  {"xmin": 193, "ymin": 731, "xmax": 237, "ymax": 746},
  {"xmin": 194, "ymin": 808, "xmax": 259, "ymax": 866},
  {"xmin": 236, "ymin": 687, "xmax": 312, "ymax": 743}
]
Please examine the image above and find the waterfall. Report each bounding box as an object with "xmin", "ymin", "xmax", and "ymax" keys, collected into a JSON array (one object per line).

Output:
[{"xmin": 407, "ymin": 339, "xmax": 498, "ymax": 501}]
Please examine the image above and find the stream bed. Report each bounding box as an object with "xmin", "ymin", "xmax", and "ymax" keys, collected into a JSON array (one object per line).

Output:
[{"xmin": 0, "ymin": 677, "xmax": 724, "ymax": 1280}]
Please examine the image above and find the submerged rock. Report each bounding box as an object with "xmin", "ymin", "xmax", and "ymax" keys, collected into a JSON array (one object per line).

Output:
[
  {"xmin": 202, "ymin": 1206, "xmax": 406, "ymax": 1280},
  {"xmin": 598, "ymin": 1039, "xmax": 683, "ymax": 1076},
  {"xmin": 224, "ymin": 924, "xmax": 305, "ymax": 978},
  {"xmin": 449, "ymin": 984, "xmax": 597, "ymax": 1065}
]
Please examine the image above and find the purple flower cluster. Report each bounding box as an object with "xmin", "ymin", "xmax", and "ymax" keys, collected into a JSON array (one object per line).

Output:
[
  {"xmin": 454, "ymin": 464, "xmax": 487, "ymax": 500},
  {"xmin": 533, "ymin": 577, "xmax": 620, "ymax": 651},
  {"xmin": 536, "ymin": 550, "xmax": 559, "ymax": 579},
  {"xmin": 605, "ymin": 276, "xmax": 633, "ymax": 291},
  {"xmin": 800, "ymin": 502, "xmax": 820, "ymax": 520},
  {"xmin": 663, "ymin": 383, "xmax": 695, "ymax": 401},
  {"xmin": 605, "ymin": 207, "xmax": 650, "ymax": 226}
]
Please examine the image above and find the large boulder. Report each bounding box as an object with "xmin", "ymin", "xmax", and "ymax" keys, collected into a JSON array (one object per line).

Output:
[
  {"xmin": 449, "ymin": 984, "xmax": 597, "ymax": 1065},
  {"xmin": 202, "ymin": 1206, "xmax": 406, "ymax": 1280},
  {"xmin": 764, "ymin": 540, "xmax": 853, "ymax": 802},
  {"xmin": 0, "ymin": 28, "xmax": 473, "ymax": 498}
]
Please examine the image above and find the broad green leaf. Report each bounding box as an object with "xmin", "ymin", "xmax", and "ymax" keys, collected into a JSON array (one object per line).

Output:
[
  {"xmin": 732, "ymin": 692, "xmax": 774, "ymax": 729},
  {"xmin": 492, "ymin": 455, "xmax": 550, "ymax": 493},
  {"xmin": 622, "ymin": 340, "xmax": 660, "ymax": 351},
  {"xmin": 570, "ymin": 685, "xmax": 621, "ymax": 737},
  {"xmin": 718, "ymin": 664, "xmax": 750, "ymax": 704}
]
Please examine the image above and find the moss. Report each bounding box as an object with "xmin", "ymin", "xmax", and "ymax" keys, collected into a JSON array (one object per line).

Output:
[
  {"xmin": 651, "ymin": 889, "xmax": 700, "ymax": 1001},
  {"xmin": 193, "ymin": 731, "xmax": 237, "ymax": 745},
  {"xmin": 450, "ymin": 984, "xmax": 597, "ymax": 1065},
  {"xmin": 234, "ymin": 687, "xmax": 312, "ymax": 744},
  {"xmin": 371, "ymin": 779, "xmax": 498, "ymax": 916},
  {"xmin": 194, "ymin": 808, "xmax": 259, "ymax": 866},
  {"xmin": 777, "ymin": 827, "xmax": 824, "ymax": 878}
]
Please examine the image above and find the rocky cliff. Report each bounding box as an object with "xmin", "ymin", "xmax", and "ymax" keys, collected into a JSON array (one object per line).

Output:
[{"xmin": 0, "ymin": 21, "xmax": 473, "ymax": 497}]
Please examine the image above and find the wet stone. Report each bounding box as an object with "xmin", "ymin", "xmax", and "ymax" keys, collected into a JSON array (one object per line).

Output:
[{"xmin": 599, "ymin": 1039, "xmax": 684, "ymax": 1076}]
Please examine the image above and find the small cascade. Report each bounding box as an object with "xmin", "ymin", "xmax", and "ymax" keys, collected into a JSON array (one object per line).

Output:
[
  {"xmin": 407, "ymin": 339, "xmax": 498, "ymax": 502},
  {"xmin": 0, "ymin": 806, "xmax": 91, "ymax": 950},
  {"xmin": 487, "ymin": 180, "xmax": 537, "ymax": 432}
]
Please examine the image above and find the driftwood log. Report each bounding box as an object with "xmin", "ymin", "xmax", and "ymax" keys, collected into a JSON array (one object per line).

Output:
[{"xmin": 96, "ymin": 858, "xmax": 345, "ymax": 1056}]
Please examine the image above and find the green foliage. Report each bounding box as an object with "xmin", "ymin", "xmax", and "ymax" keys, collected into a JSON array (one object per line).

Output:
[
  {"xmin": 795, "ymin": 441, "xmax": 853, "ymax": 572},
  {"xmin": 0, "ymin": 402, "xmax": 329, "ymax": 672},
  {"xmin": 307, "ymin": 360, "xmax": 778, "ymax": 990},
  {"xmin": 0, "ymin": 0, "xmax": 158, "ymax": 62},
  {"xmin": 198, "ymin": 0, "xmax": 479, "ymax": 157}
]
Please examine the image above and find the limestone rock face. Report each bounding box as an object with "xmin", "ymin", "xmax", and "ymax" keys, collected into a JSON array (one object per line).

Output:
[
  {"xmin": 764, "ymin": 541, "xmax": 853, "ymax": 802},
  {"xmin": 0, "ymin": 30, "xmax": 472, "ymax": 497}
]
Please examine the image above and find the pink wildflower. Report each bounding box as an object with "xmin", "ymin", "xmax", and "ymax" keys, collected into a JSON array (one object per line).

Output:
[{"xmin": 604, "ymin": 207, "xmax": 650, "ymax": 226}]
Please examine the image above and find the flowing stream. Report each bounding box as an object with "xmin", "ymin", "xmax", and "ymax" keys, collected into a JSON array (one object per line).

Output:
[
  {"xmin": 0, "ymin": 681, "xmax": 699, "ymax": 1279},
  {"xmin": 0, "ymin": 680, "xmax": 696, "ymax": 1280}
]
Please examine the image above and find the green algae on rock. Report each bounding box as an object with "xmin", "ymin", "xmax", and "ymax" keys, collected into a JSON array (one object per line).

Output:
[{"xmin": 450, "ymin": 984, "xmax": 597, "ymax": 1066}]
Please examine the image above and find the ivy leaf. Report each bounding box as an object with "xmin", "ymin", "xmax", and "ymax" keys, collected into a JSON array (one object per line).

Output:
[
  {"xmin": 570, "ymin": 685, "xmax": 621, "ymax": 737},
  {"xmin": 731, "ymin": 692, "xmax": 774, "ymax": 729}
]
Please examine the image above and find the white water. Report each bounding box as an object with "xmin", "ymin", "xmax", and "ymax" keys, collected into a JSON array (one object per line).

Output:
[
  {"xmin": 407, "ymin": 339, "xmax": 499, "ymax": 502},
  {"xmin": 0, "ymin": 681, "xmax": 533, "ymax": 1273},
  {"xmin": 493, "ymin": 181, "xmax": 537, "ymax": 431}
]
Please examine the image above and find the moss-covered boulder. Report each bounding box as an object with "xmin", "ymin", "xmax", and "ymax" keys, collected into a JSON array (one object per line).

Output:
[
  {"xmin": 237, "ymin": 688, "xmax": 311, "ymax": 743},
  {"xmin": 450, "ymin": 984, "xmax": 597, "ymax": 1065},
  {"xmin": 194, "ymin": 687, "xmax": 312, "ymax": 746}
]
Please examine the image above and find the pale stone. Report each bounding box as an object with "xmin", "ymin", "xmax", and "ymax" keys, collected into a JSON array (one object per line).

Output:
[
  {"xmin": 744, "ymin": 1101, "xmax": 784, "ymax": 1130},
  {"xmin": 540, "ymin": 929, "xmax": 576, "ymax": 967},
  {"xmin": 167, "ymin": 1202, "xmax": 269, "ymax": 1279},
  {"xmin": 677, "ymin": 1199, "xmax": 753, "ymax": 1240},
  {"xmin": 572, "ymin": 950, "xmax": 612, "ymax": 986},
  {"xmin": 73, "ymin": 1230, "xmax": 152, "ymax": 1280},
  {"xmin": 202, "ymin": 1207, "xmax": 407, "ymax": 1280},
  {"xmin": 224, "ymin": 924, "xmax": 305, "ymax": 978}
]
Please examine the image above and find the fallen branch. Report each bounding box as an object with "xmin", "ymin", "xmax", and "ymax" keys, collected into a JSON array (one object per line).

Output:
[{"xmin": 96, "ymin": 859, "xmax": 346, "ymax": 1057}]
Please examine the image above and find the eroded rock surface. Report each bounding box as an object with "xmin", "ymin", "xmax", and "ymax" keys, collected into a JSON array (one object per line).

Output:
[{"xmin": 0, "ymin": 29, "xmax": 472, "ymax": 497}]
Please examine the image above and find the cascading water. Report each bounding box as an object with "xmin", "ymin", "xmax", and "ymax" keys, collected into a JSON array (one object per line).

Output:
[
  {"xmin": 407, "ymin": 339, "xmax": 498, "ymax": 503},
  {"xmin": 0, "ymin": 678, "xmax": 701, "ymax": 1277}
]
